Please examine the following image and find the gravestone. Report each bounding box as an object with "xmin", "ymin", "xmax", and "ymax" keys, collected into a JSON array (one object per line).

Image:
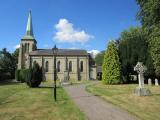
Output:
[
  {"xmin": 148, "ymin": 78, "xmax": 152, "ymax": 86},
  {"xmin": 63, "ymin": 70, "xmax": 70, "ymax": 85},
  {"xmin": 134, "ymin": 62, "xmax": 151, "ymax": 96},
  {"xmin": 155, "ymin": 78, "xmax": 159, "ymax": 86}
]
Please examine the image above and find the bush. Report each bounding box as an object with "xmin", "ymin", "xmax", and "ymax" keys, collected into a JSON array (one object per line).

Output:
[
  {"xmin": 15, "ymin": 70, "xmax": 20, "ymax": 81},
  {"xmin": 26, "ymin": 63, "xmax": 42, "ymax": 88},
  {"xmin": 25, "ymin": 69, "xmax": 32, "ymax": 86},
  {"xmin": 102, "ymin": 41, "xmax": 121, "ymax": 84},
  {"xmin": 16, "ymin": 63, "xmax": 43, "ymax": 87},
  {"xmin": 19, "ymin": 69, "xmax": 26, "ymax": 83}
]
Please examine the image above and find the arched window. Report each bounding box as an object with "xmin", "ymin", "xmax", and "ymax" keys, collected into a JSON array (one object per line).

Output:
[
  {"xmin": 45, "ymin": 61, "xmax": 49, "ymax": 72},
  {"xmin": 25, "ymin": 43, "xmax": 27, "ymax": 52},
  {"xmin": 69, "ymin": 61, "xmax": 72, "ymax": 72},
  {"xmin": 80, "ymin": 61, "xmax": 83, "ymax": 72},
  {"xmin": 27, "ymin": 43, "xmax": 30, "ymax": 52},
  {"xmin": 57, "ymin": 61, "xmax": 60, "ymax": 72}
]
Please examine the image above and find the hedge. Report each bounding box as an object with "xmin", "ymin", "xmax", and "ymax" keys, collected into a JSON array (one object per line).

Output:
[{"xmin": 15, "ymin": 63, "xmax": 42, "ymax": 87}]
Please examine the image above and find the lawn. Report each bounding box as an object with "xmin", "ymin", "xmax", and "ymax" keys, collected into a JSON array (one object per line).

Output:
[
  {"xmin": 86, "ymin": 83, "xmax": 160, "ymax": 120},
  {"xmin": 0, "ymin": 80, "xmax": 85, "ymax": 120}
]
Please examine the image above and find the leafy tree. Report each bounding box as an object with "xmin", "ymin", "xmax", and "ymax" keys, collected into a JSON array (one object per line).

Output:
[
  {"xmin": 0, "ymin": 48, "xmax": 15, "ymax": 80},
  {"xmin": 136, "ymin": 0, "xmax": 160, "ymax": 28},
  {"xmin": 118, "ymin": 27, "xmax": 152, "ymax": 82},
  {"xmin": 102, "ymin": 41, "xmax": 121, "ymax": 84},
  {"xmin": 148, "ymin": 26, "xmax": 160, "ymax": 77},
  {"xmin": 95, "ymin": 51, "xmax": 105, "ymax": 66},
  {"xmin": 136, "ymin": 0, "xmax": 160, "ymax": 77},
  {"xmin": 12, "ymin": 48, "xmax": 19, "ymax": 68}
]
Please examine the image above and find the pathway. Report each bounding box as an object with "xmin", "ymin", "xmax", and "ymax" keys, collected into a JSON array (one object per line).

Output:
[{"xmin": 64, "ymin": 82, "xmax": 137, "ymax": 120}]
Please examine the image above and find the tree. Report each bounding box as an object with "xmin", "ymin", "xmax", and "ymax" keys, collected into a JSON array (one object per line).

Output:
[
  {"xmin": 95, "ymin": 51, "xmax": 105, "ymax": 66},
  {"xmin": 118, "ymin": 27, "xmax": 153, "ymax": 82},
  {"xmin": 148, "ymin": 26, "xmax": 160, "ymax": 77},
  {"xmin": 136, "ymin": 0, "xmax": 160, "ymax": 77},
  {"xmin": 102, "ymin": 41, "xmax": 121, "ymax": 84},
  {"xmin": 12, "ymin": 48, "xmax": 19, "ymax": 69},
  {"xmin": 26, "ymin": 62, "xmax": 43, "ymax": 87},
  {"xmin": 0, "ymin": 48, "xmax": 15, "ymax": 80},
  {"xmin": 136, "ymin": 0, "xmax": 160, "ymax": 28}
]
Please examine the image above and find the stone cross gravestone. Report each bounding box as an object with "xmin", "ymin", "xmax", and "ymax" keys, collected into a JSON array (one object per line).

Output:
[
  {"xmin": 155, "ymin": 78, "xmax": 159, "ymax": 86},
  {"xmin": 134, "ymin": 62, "xmax": 151, "ymax": 96},
  {"xmin": 148, "ymin": 78, "xmax": 152, "ymax": 86}
]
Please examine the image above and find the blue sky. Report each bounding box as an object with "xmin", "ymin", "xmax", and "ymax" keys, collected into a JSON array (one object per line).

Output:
[{"xmin": 0, "ymin": 0, "xmax": 140, "ymax": 53}]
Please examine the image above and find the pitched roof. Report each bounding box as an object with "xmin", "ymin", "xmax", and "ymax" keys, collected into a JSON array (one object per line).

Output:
[{"xmin": 29, "ymin": 49, "xmax": 89, "ymax": 56}]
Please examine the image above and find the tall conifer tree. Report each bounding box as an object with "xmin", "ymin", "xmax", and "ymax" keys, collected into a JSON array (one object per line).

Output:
[{"xmin": 102, "ymin": 41, "xmax": 121, "ymax": 84}]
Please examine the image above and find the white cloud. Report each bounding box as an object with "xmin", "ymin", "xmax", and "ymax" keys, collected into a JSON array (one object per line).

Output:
[
  {"xmin": 14, "ymin": 44, "xmax": 20, "ymax": 49},
  {"xmin": 54, "ymin": 18, "xmax": 94, "ymax": 43},
  {"xmin": 88, "ymin": 49, "xmax": 100, "ymax": 58}
]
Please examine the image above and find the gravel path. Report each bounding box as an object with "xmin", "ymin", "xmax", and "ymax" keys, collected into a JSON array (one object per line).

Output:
[{"xmin": 64, "ymin": 83, "xmax": 138, "ymax": 120}]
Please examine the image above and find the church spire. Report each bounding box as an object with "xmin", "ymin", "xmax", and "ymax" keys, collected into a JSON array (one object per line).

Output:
[
  {"xmin": 26, "ymin": 10, "xmax": 34, "ymax": 36},
  {"xmin": 22, "ymin": 10, "xmax": 35, "ymax": 40}
]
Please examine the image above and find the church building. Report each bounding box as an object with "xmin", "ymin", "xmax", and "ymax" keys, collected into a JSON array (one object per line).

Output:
[{"xmin": 18, "ymin": 11, "xmax": 97, "ymax": 81}]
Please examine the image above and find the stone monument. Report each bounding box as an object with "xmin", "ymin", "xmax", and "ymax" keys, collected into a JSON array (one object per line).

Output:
[
  {"xmin": 155, "ymin": 78, "xmax": 159, "ymax": 86},
  {"xmin": 62, "ymin": 70, "xmax": 70, "ymax": 85},
  {"xmin": 134, "ymin": 62, "xmax": 151, "ymax": 96},
  {"xmin": 148, "ymin": 78, "xmax": 152, "ymax": 85}
]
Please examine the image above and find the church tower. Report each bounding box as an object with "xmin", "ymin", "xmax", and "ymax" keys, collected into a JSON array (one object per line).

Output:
[{"xmin": 18, "ymin": 11, "xmax": 37, "ymax": 69}]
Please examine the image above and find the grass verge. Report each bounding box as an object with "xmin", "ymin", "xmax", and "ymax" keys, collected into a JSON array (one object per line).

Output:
[
  {"xmin": 86, "ymin": 83, "xmax": 160, "ymax": 120},
  {"xmin": 0, "ymin": 80, "xmax": 85, "ymax": 120}
]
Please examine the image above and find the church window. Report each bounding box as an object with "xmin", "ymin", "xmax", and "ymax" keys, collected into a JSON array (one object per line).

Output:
[
  {"xmin": 45, "ymin": 61, "xmax": 49, "ymax": 72},
  {"xmin": 25, "ymin": 43, "xmax": 27, "ymax": 52},
  {"xmin": 57, "ymin": 61, "xmax": 60, "ymax": 72},
  {"xmin": 80, "ymin": 61, "xmax": 83, "ymax": 72},
  {"xmin": 69, "ymin": 61, "xmax": 72, "ymax": 72},
  {"xmin": 27, "ymin": 43, "xmax": 30, "ymax": 52}
]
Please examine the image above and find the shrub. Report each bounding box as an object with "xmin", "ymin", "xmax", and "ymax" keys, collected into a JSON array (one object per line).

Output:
[
  {"xmin": 19, "ymin": 69, "xmax": 26, "ymax": 83},
  {"xmin": 25, "ymin": 69, "xmax": 32, "ymax": 86},
  {"xmin": 15, "ymin": 69, "xmax": 20, "ymax": 81},
  {"xmin": 16, "ymin": 63, "xmax": 42, "ymax": 87},
  {"xmin": 102, "ymin": 41, "xmax": 121, "ymax": 84},
  {"xmin": 26, "ymin": 63, "xmax": 43, "ymax": 88}
]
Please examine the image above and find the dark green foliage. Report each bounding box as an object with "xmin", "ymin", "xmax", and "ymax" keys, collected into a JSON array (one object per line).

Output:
[
  {"xmin": 15, "ymin": 69, "xmax": 20, "ymax": 81},
  {"xmin": 95, "ymin": 51, "xmax": 105, "ymax": 66},
  {"xmin": 27, "ymin": 63, "xmax": 43, "ymax": 87},
  {"xmin": 17, "ymin": 63, "xmax": 42, "ymax": 87},
  {"xmin": 25, "ymin": 69, "xmax": 32, "ymax": 86},
  {"xmin": 0, "ymin": 48, "xmax": 16, "ymax": 80},
  {"xmin": 136, "ymin": 0, "xmax": 160, "ymax": 28},
  {"xmin": 16, "ymin": 69, "xmax": 31, "ymax": 83},
  {"xmin": 12, "ymin": 48, "xmax": 19, "ymax": 70},
  {"xmin": 136, "ymin": 0, "xmax": 160, "ymax": 78},
  {"xmin": 148, "ymin": 26, "xmax": 160, "ymax": 77},
  {"xmin": 118, "ymin": 27, "xmax": 152, "ymax": 83},
  {"xmin": 19, "ymin": 69, "xmax": 26, "ymax": 83},
  {"xmin": 102, "ymin": 41, "xmax": 121, "ymax": 84}
]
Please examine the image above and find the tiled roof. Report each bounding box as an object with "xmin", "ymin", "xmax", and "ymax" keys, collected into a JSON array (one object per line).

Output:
[{"xmin": 29, "ymin": 49, "xmax": 89, "ymax": 56}]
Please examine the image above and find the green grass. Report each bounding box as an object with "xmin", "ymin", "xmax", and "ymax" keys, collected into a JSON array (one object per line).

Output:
[
  {"xmin": 86, "ymin": 83, "xmax": 160, "ymax": 120},
  {"xmin": 0, "ymin": 80, "xmax": 85, "ymax": 120},
  {"xmin": 69, "ymin": 80, "xmax": 91, "ymax": 85}
]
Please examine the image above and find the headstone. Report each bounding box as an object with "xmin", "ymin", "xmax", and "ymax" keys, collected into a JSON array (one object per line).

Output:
[
  {"xmin": 134, "ymin": 62, "xmax": 151, "ymax": 96},
  {"xmin": 148, "ymin": 78, "xmax": 152, "ymax": 85},
  {"xmin": 155, "ymin": 78, "xmax": 159, "ymax": 86},
  {"xmin": 63, "ymin": 70, "xmax": 70, "ymax": 85}
]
